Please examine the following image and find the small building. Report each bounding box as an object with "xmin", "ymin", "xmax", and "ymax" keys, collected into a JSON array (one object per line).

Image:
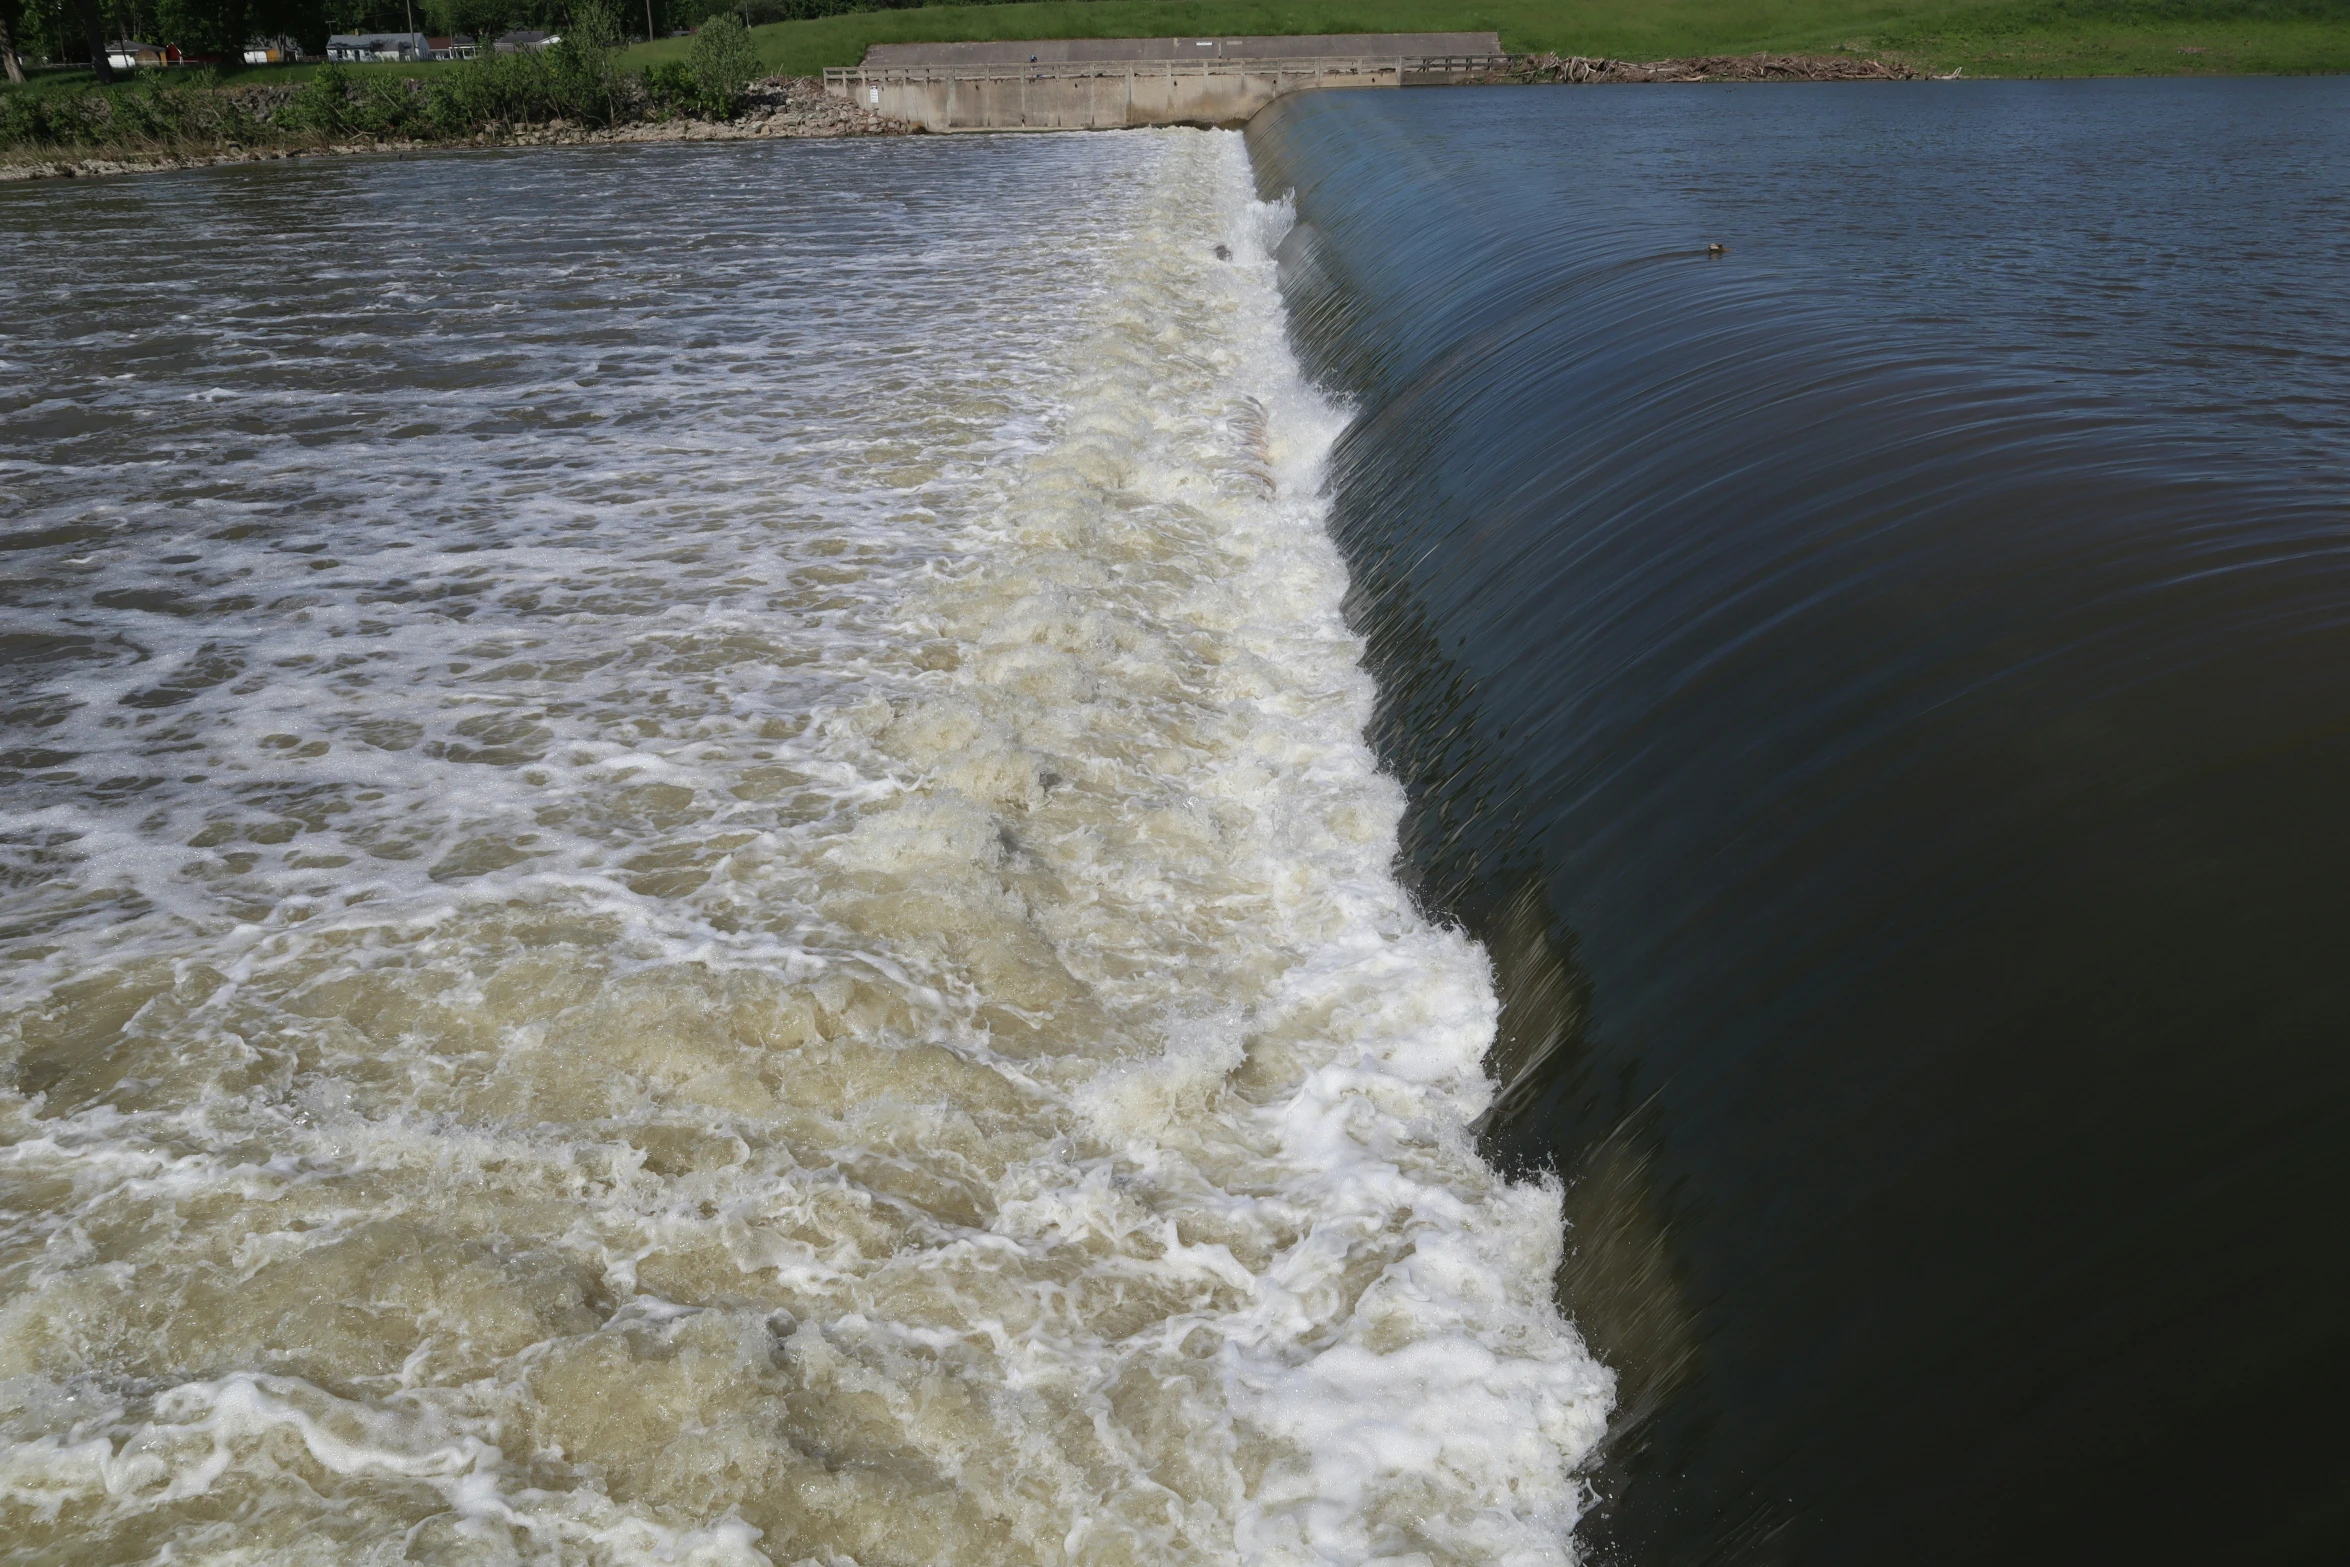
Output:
[
  {"xmin": 104, "ymin": 40, "xmax": 168, "ymax": 69},
  {"xmin": 428, "ymin": 35, "xmax": 478, "ymax": 59},
  {"xmin": 493, "ymin": 30, "xmax": 555, "ymax": 54},
  {"xmin": 242, "ymin": 36, "xmax": 300, "ymax": 64},
  {"xmin": 324, "ymin": 32, "xmax": 431, "ymax": 62}
]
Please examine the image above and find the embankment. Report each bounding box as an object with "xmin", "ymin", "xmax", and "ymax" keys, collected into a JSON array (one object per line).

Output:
[
  {"xmin": 2, "ymin": 51, "xmax": 1937, "ymax": 181},
  {"xmin": 1, "ymin": 75, "xmax": 914, "ymax": 182}
]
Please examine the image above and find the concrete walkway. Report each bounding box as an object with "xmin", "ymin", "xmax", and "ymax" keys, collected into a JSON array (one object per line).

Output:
[
  {"xmin": 829, "ymin": 34, "xmax": 1509, "ymax": 132},
  {"xmin": 862, "ymin": 33, "xmax": 1500, "ymax": 67}
]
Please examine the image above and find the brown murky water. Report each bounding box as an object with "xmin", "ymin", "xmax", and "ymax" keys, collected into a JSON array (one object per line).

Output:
[{"xmin": 0, "ymin": 133, "xmax": 1609, "ymax": 1565}]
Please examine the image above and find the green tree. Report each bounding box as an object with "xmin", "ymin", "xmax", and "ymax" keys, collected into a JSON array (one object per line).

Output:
[
  {"xmin": 0, "ymin": 0, "xmax": 27, "ymax": 82},
  {"xmin": 156, "ymin": 0, "xmax": 248, "ymax": 67},
  {"xmin": 74, "ymin": 0, "xmax": 114, "ymax": 81},
  {"xmin": 547, "ymin": 0, "xmax": 626, "ymax": 122},
  {"xmin": 251, "ymin": 0, "xmax": 325, "ymax": 54},
  {"xmin": 423, "ymin": 0, "xmax": 510, "ymax": 50},
  {"xmin": 685, "ymin": 7, "xmax": 752, "ymax": 110}
]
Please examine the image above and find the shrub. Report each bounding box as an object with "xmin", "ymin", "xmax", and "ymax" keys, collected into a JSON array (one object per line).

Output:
[
  {"xmin": 283, "ymin": 62, "xmax": 354, "ymax": 134},
  {"xmin": 424, "ymin": 54, "xmax": 512, "ymax": 132},
  {"xmin": 109, "ymin": 73, "xmax": 193, "ymax": 140},
  {"xmin": 686, "ymin": 12, "xmax": 758, "ymax": 118},
  {"xmin": 354, "ymin": 75, "xmax": 424, "ymax": 134},
  {"xmin": 639, "ymin": 58, "xmax": 707, "ymax": 118},
  {"xmin": 272, "ymin": 66, "xmax": 429, "ymax": 140},
  {"xmin": 425, "ymin": 3, "xmax": 632, "ymax": 133},
  {"xmin": 0, "ymin": 88, "xmax": 75, "ymax": 147},
  {"xmin": 0, "ymin": 73, "xmax": 285, "ymax": 153}
]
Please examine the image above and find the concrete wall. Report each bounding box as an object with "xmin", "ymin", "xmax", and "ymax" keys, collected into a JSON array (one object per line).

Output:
[
  {"xmin": 862, "ymin": 33, "xmax": 1500, "ymax": 67},
  {"xmin": 838, "ymin": 61, "xmax": 1403, "ymax": 133}
]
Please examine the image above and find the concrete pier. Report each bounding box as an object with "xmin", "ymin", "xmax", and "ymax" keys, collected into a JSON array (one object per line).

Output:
[{"xmin": 822, "ymin": 34, "xmax": 1509, "ymax": 132}]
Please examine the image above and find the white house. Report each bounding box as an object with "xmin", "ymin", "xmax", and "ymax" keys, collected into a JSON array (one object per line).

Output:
[
  {"xmin": 104, "ymin": 39, "xmax": 168, "ymax": 68},
  {"xmin": 324, "ymin": 32, "xmax": 431, "ymax": 62}
]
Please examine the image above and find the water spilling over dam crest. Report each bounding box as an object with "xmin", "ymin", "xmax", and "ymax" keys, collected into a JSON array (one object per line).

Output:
[{"xmin": 0, "ymin": 131, "xmax": 1609, "ymax": 1564}]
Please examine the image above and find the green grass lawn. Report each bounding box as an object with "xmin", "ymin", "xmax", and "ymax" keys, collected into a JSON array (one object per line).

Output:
[
  {"xmin": 612, "ymin": 0, "xmax": 2348, "ymax": 78},
  {"xmin": 1871, "ymin": 2, "xmax": 2350, "ymax": 74}
]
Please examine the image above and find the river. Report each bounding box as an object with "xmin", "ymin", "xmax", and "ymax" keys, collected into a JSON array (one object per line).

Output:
[
  {"xmin": 4, "ymin": 74, "xmax": 2347, "ymax": 1567},
  {"xmin": 0, "ymin": 133, "xmax": 1606, "ymax": 1564},
  {"xmin": 1251, "ymin": 75, "xmax": 2350, "ymax": 1566}
]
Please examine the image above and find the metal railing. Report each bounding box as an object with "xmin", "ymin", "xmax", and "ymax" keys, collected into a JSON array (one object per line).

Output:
[{"xmin": 1402, "ymin": 54, "xmax": 1523, "ymax": 74}]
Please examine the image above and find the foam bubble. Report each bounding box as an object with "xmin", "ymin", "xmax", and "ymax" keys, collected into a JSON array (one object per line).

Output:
[{"xmin": 0, "ymin": 132, "xmax": 1610, "ymax": 1564}]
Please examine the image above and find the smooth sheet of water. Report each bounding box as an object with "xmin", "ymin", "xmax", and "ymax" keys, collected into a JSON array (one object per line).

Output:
[
  {"xmin": 0, "ymin": 137, "xmax": 1609, "ymax": 1564},
  {"xmin": 1249, "ymin": 77, "xmax": 2350, "ymax": 1567}
]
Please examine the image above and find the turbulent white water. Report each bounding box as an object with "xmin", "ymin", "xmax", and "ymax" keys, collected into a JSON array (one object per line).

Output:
[{"xmin": 0, "ymin": 130, "xmax": 1611, "ymax": 1565}]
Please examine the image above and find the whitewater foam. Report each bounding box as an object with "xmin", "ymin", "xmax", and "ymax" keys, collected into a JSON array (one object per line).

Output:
[{"xmin": 0, "ymin": 131, "xmax": 1611, "ymax": 1564}]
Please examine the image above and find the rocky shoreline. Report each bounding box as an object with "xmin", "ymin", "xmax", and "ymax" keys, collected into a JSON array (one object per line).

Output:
[
  {"xmin": 0, "ymin": 76, "xmax": 918, "ymax": 183},
  {"xmin": 1505, "ymin": 51, "xmax": 1921, "ymax": 84}
]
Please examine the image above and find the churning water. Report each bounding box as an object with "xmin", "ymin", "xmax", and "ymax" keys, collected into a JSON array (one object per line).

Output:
[{"xmin": 0, "ymin": 134, "xmax": 1611, "ymax": 1564}]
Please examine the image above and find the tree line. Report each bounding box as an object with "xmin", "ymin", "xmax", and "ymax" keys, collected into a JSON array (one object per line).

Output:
[
  {"xmin": 3, "ymin": 4, "xmax": 772, "ymax": 150},
  {"xmin": 0, "ymin": 0, "xmax": 1044, "ymax": 84}
]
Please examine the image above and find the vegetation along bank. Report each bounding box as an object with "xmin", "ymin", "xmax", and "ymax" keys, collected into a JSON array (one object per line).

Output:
[
  {"xmin": 2, "ymin": 0, "xmax": 2342, "ymax": 178},
  {"xmin": 0, "ymin": 12, "xmax": 924, "ymax": 177}
]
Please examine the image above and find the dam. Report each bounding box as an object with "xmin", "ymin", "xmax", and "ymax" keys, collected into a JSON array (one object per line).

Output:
[{"xmin": 821, "ymin": 33, "xmax": 1506, "ymax": 132}]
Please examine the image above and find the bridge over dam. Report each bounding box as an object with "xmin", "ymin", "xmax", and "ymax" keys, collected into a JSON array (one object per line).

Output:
[{"xmin": 822, "ymin": 34, "xmax": 1508, "ymax": 133}]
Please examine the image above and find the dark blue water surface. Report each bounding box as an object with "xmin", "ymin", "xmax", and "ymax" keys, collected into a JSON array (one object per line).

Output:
[{"xmin": 1250, "ymin": 77, "xmax": 2350, "ymax": 1566}]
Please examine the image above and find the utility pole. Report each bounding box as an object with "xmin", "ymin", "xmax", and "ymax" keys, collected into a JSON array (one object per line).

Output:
[{"xmin": 646, "ymin": 0, "xmax": 655, "ymax": 44}]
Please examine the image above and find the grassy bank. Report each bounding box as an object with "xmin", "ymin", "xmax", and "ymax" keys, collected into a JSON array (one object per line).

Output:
[
  {"xmin": 11, "ymin": 0, "xmax": 2342, "ymax": 94},
  {"xmin": 4, "ymin": 0, "xmax": 2339, "ymax": 167},
  {"xmin": 1869, "ymin": 0, "xmax": 2350, "ymax": 74},
  {"xmin": 613, "ymin": 0, "xmax": 2349, "ymax": 79},
  {"xmin": 0, "ymin": 17, "xmax": 771, "ymax": 167}
]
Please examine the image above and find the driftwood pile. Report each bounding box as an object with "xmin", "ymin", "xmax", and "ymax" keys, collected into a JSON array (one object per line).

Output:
[{"xmin": 1522, "ymin": 52, "xmax": 1919, "ymax": 83}]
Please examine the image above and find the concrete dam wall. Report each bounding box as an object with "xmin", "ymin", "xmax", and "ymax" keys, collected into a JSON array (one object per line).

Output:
[{"xmin": 822, "ymin": 34, "xmax": 1506, "ymax": 133}]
